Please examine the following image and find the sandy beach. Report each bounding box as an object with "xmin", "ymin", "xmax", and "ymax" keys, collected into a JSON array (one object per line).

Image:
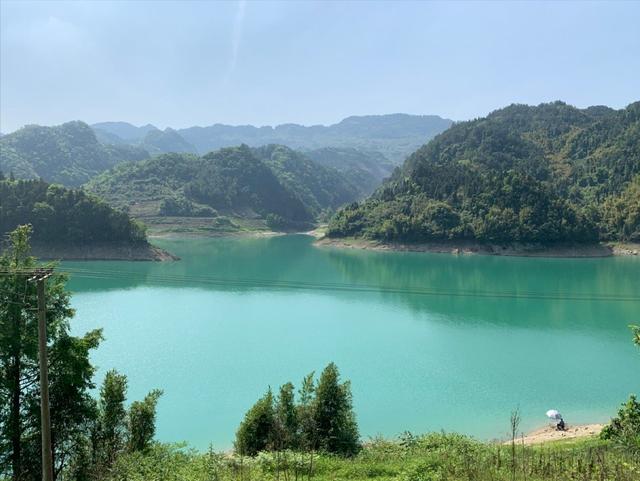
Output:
[{"xmin": 504, "ymin": 424, "xmax": 605, "ymax": 446}]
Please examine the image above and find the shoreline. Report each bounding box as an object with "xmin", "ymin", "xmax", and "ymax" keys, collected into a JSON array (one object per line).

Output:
[
  {"xmin": 27, "ymin": 242, "xmax": 179, "ymax": 261},
  {"xmin": 503, "ymin": 424, "xmax": 604, "ymax": 446},
  {"xmin": 315, "ymin": 236, "xmax": 640, "ymax": 258}
]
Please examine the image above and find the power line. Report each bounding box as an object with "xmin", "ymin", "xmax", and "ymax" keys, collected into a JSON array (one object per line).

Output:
[{"xmin": 2, "ymin": 268, "xmax": 638, "ymax": 302}]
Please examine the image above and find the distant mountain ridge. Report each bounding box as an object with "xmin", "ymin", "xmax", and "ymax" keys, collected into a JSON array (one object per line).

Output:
[{"xmin": 90, "ymin": 113, "xmax": 453, "ymax": 163}]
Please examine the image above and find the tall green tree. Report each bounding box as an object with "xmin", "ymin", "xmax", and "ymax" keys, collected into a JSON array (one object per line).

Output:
[
  {"xmin": 275, "ymin": 382, "xmax": 298, "ymax": 450},
  {"xmin": 128, "ymin": 389, "xmax": 163, "ymax": 452},
  {"xmin": 0, "ymin": 225, "xmax": 102, "ymax": 480},
  {"xmin": 297, "ymin": 372, "xmax": 318, "ymax": 453},
  {"xmin": 91, "ymin": 370, "xmax": 128, "ymax": 469},
  {"xmin": 313, "ymin": 363, "xmax": 360, "ymax": 456},
  {"xmin": 235, "ymin": 389, "xmax": 276, "ymax": 456}
]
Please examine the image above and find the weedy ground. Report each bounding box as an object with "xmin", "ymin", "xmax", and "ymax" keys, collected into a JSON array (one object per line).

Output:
[{"xmin": 101, "ymin": 433, "xmax": 640, "ymax": 481}]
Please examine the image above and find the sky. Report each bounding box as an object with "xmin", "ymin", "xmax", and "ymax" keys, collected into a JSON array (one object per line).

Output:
[{"xmin": 1, "ymin": 0, "xmax": 639, "ymax": 133}]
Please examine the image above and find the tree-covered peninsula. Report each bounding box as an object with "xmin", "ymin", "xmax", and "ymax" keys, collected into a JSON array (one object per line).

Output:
[
  {"xmin": 0, "ymin": 176, "xmax": 172, "ymax": 260},
  {"xmin": 328, "ymin": 101, "xmax": 640, "ymax": 246}
]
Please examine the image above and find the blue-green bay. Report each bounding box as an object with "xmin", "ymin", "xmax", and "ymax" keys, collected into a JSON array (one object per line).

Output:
[{"xmin": 66, "ymin": 235, "xmax": 640, "ymax": 450}]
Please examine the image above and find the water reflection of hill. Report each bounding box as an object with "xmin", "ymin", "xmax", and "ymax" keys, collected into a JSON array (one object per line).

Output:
[
  {"xmin": 64, "ymin": 235, "xmax": 640, "ymax": 333},
  {"xmin": 321, "ymin": 244, "xmax": 640, "ymax": 332}
]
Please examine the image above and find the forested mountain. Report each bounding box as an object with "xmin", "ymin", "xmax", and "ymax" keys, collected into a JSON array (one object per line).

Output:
[
  {"xmin": 91, "ymin": 114, "xmax": 453, "ymax": 163},
  {"xmin": 0, "ymin": 176, "xmax": 147, "ymax": 245},
  {"xmin": 0, "ymin": 121, "xmax": 149, "ymax": 186},
  {"xmin": 328, "ymin": 101, "xmax": 640, "ymax": 244},
  {"xmin": 92, "ymin": 121, "xmax": 159, "ymax": 141},
  {"xmin": 305, "ymin": 147, "xmax": 395, "ymax": 196},
  {"xmin": 87, "ymin": 145, "xmax": 359, "ymax": 228},
  {"xmin": 253, "ymin": 145, "xmax": 361, "ymax": 215}
]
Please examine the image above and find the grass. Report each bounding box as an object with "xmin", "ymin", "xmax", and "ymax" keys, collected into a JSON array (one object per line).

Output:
[{"xmin": 101, "ymin": 433, "xmax": 640, "ymax": 481}]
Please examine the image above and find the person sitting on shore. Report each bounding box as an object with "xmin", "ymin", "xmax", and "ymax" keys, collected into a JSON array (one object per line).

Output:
[{"xmin": 556, "ymin": 418, "xmax": 566, "ymax": 431}]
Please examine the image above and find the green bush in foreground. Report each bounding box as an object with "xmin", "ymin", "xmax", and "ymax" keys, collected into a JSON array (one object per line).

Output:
[{"xmin": 96, "ymin": 434, "xmax": 640, "ymax": 481}]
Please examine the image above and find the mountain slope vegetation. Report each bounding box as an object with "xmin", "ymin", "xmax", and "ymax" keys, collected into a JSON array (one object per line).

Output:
[
  {"xmin": 305, "ymin": 146, "xmax": 395, "ymax": 196},
  {"xmin": 87, "ymin": 145, "xmax": 359, "ymax": 228},
  {"xmin": 141, "ymin": 128, "xmax": 198, "ymax": 154},
  {"xmin": 253, "ymin": 145, "xmax": 361, "ymax": 215},
  {"xmin": 0, "ymin": 121, "xmax": 149, "ymax": 186},
  {"xmin": 328, "ymin": 101, "xmax": 640, "ymax": 244}
]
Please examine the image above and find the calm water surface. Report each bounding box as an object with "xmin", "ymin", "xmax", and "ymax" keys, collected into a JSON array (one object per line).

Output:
[{"xmin": 65, "ymin": 235, "xmax": 640, "ymax": 450}]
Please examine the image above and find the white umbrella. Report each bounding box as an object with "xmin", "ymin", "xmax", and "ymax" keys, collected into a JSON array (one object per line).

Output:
[{"xmin": 546, "ymin": 409, "xmax": 562, "ymax": 420}]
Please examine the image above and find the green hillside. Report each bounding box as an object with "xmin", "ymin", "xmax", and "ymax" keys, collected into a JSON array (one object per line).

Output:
[
  {"xmin": 86, "ymin": 145, "xmax": 359, "ymax": 230},
  {"xmin": 253, "ymin": 144, "xmax": 361, "ymax": 215},
  {"xmin": 141, "ymin": 128, "xmax": 197, "ymax": 154},
  {"xmin": 328, "ymin": 101, "xmax": 640, "ymax": 244},
  {"xmin": 305, "ymin": 146, "xmax": 395, "ymax": 196},
  {"xmin": 0, "ymin": 121, "xmax": 149, "ymax": 186}
]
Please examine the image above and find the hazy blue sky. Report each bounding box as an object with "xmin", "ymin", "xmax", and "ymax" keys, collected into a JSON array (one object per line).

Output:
[{"xmin": 1, "ymin": 0, "xmax": 639, "ymax": 132}]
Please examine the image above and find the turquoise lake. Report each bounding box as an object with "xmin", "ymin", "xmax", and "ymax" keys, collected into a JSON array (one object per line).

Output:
[{"xmin": 65, "ymin": 235, "xmax": 640, "ymax": 450}]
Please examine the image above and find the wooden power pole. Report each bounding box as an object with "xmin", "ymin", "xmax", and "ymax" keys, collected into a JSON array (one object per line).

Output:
[{"xmin": 29, "ymin": 268, "xmax": 54, "ymax": 481}]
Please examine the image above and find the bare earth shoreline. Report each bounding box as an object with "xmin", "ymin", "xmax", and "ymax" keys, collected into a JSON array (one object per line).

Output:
[
  {"xmin": 26, "ymin": 242, "xmax": 180, "ymax": 261},
  {"xmin": 314, "ymin": 236, "xmax": 640, "ymax": 258},
  {"xmin": 503, "ymin": 424, "xmax": 604, "ymax": 446}
]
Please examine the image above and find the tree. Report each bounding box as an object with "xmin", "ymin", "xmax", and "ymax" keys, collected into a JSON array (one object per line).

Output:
[
  {"xmin": 235, "ymin": 389, "xmax": 276, "ymax": 456},
  {"xmin": 92, "ymin": 370, "xmax": 128, "ymax": 469},
  {"xmin": 600, "ymin": 326, "xmax": 640, "ymax": 451},
  {"xmin": 128, "ymin": 389, "xmax": 163, "ymax": 452},
  {"xmin": 297, "ymin": 372, "xmax": 318, "ymax": 453},
  {"xmin": 275, "ymin": 382, "xmax": 298, "ymax": 450},
  {"xmin": 0, "ymin": 225, "xmax": 102, "ymax": 480},
  {"xmin": 90, "ymin": 371, "xmax": 163, "ymax": 470},
  {"xmin": 313, "ymin": 363, "xmax": 360, "ymax": 456}
]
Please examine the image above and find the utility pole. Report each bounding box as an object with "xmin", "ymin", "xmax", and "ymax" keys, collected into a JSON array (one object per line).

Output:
[{"xmin": 29, "ymin": 268, "xmax": 54, "ymax": 481}]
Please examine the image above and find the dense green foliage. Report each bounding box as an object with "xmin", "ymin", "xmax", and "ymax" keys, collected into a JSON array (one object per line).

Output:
[
  {"xmin": 186, "ymin": 146, "xmax": 312, "ymax": 225},
  {"xmin": 0, "ymin": 227, "xmax": 162, "ymax": 481},
  {"xmin": 88, "ymin": 435, "xmax": 640, "ymax": 481},
  {"xmin": 236, "ymin": 363, "xmax": 360, "ymax": 457},
  {"xmin": 0, "ymin": 226, "xmax": 101, "ymax": 480},
  {"xmin": 328, "ymin": 101, "xmax": 640, "ymax": 244},
  {"xmin": 600, "ymin": 326, "xmax": 640, "ymax": 451},
  {"xmin": 600, "ymin": 395, "xmax": 640, "ymax": 451},
  {"xmin": 0, "ymin": 178, "xmax": 147, "ymax": 245},
  {"xmin": 305, "ymin": 147, "xmax": 395, "ymax": 196},
  {"xmin": 87, "ymin": 145, "xmax": 364, "ymax": 228},
  {"xmin": 88, "ymin": 370, "xmax": 163, "ymax": 477},
  {"xmin": 253, "ymin": 145, "xmax": 361, "ymax": 215},
  {"xmin": 92, "ymin": 114, "xmax": 453, "ymax": 163},
  {"xmin": 0, "ymin": 122, "xmax": 149, "ymax": 186}
]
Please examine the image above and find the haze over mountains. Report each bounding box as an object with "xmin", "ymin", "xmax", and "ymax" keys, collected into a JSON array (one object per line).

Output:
[{"xmin": 91, "ymin": 114, "xmax": 454, "ymax": 163}]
